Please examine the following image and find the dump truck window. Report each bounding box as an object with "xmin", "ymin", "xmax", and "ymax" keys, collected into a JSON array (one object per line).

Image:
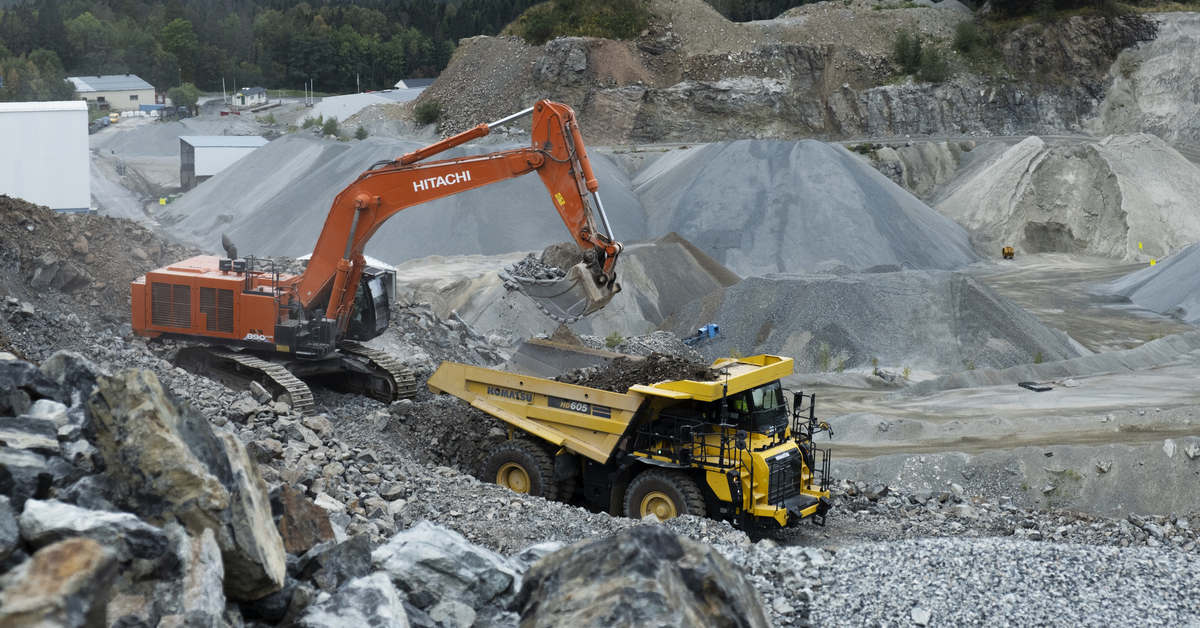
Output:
[{"xmin": 727, "ymin": 381, "xmax": 787, "ymax": 434}]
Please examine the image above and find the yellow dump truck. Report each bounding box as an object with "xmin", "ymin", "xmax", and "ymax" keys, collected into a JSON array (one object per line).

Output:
[{"xmin": 427, "ymin": 354, "xmax": 832, "ymax": 531}]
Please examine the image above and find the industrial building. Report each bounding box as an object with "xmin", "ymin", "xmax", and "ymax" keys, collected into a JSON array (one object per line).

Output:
[
  {"xmin": 179, "ymin": 135, "xmax": 270, "ymax": 190},
  {"xmin": 68, "ymin": 74, "xmax": 156, "ymax": 112},
  {"xmin": 0, "ymin": 101, "xmax": 90, "ymax": 212}
]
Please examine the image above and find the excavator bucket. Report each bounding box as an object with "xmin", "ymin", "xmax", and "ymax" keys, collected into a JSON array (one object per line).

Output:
[{"xmin": 500, "ymin": 262, "xmax": 620, "ymax": 324}]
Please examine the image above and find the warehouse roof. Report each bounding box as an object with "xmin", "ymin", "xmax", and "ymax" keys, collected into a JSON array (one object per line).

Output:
[
  {"xmin": 0, "ymin": 101, "xmax": 88, "ymax": 113},
  {"xmin": 180, "ymin": 136, "xmax": 270, "ymax": 148},
  {"xmin": 69, "ymin": 74, "xmax": 155, "ymax": 92},
  {"xmin": 237, "ymin": 87, "xmax": 267, "ymax": 96}
]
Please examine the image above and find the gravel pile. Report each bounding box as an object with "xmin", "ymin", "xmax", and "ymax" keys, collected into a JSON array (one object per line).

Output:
[
  {"xmin": 665, "ymin": 270, "xmax": 1086, "ymax": 374},
  {"xmin": 810, "ymin": 538, "xmax": 1200, "ymax": 626},
  {"xmin": 1108, "ymin": 240, "xmax": 1200, "ymax": 326},
  {"xmin": 413, "ymin": 36, "xmax": 540, "ymax": 137}
]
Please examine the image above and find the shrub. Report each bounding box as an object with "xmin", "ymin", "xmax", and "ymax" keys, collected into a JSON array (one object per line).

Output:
[
  {"xmin": 902, "ymin": 366, "xmax": 912, "ymax": 379},
  {"xmin": 322, "ymin": 116, "xmax": 339, "ymax": 136},
  {"xmin": 817, "ymin": 342, "xmax": 831, "ymax": 373},
  {"xmin": 604, "ymin": 331, "xmax": 624, "ymax": 348},
  {"xmin": 301, "ymin": 115, "xmax": 322, "ymax": 129},
  {"xmin": 415, "ymin": 99, "xmax": 441, "ymax": 125},
  {"xmin": 354, "ymin": 125, "xmax": 368, "ymax": 140},
  {"xmin": 286, "ymin": 125, "xmax": 299, "ymax": 134},
  {"xmin": 953, "ymin": 20, "xmax": 980, "ymax": 54},
  {"xmin": 894, "ymin": 30, "xmax": 950, "ymax": 82},
  {"xmin": 1034, "ymin": 350, "xmax": 1044, "ymax": 364},
  {"xmin": 730, "ymin": 348, "xmax": 746, "ymax": 359},
  {"xmin": 261, "ymin": 112, "xmax": 277, "ymax": 125}
]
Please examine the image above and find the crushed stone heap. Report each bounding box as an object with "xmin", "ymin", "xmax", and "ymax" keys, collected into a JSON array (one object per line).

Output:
[
  {"xmin": 664, "ymin": 269, "xmax": 1086, "ymax": 373},
  {"xmin": 1107, "ymin": 240, "xmax": 1200, "ymax": 326},
  {"xmin": 935, "ymin": 134, "xmax": 1200, "ymax": 260}
]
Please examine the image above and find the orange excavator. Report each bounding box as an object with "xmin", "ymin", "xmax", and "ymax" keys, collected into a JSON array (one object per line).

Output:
[{"xmin": 131, "ymin": 100, "xmax": 623, "ymax": 413}]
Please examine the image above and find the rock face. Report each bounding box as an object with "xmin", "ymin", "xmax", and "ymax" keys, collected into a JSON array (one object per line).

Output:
[
  {"xmin": 88, "ymin": 367, "xmax": 286, "ymax": 600},
  {"xmin": 1087, "ymin": 13, "xmax": 1200, "ymax": 149},
  {"xmin": 934, "ymin": 134, "xmax": 1200, "ymax": 260},
  {"xmin": 0, "ymin": 537, "xmax": 119, "ymax": 627},
  {"xmin": 424, "ymin": 9, "xmax": 1155, "ymax": 143},
  {"xmin": 516, "ymin": 525, "xmax": 770, "ymax": 628}
]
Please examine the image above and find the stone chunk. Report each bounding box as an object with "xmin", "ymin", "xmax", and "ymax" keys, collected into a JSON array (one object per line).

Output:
[
  {"xmin": 298, "ymin": 572, "xmax": 410, "ymax": 628},
  {"xmin": 515, "ymin": 525, "xmax": 771, "ymax": 628},
  {"xmin": 0, "ymin": 538, "xmax": 119, "ymax": 627},
  {"xmin": 273, "ymin": 485, "xmax": 335, "ymax": 555},
  {"xmin": 0, "ymin": 495, "xmax": 17, "ymax": 563},
  {"xmin": 1186, "ymin": 442, "xmax": 1200, "ymax": 460},
  {"xmin": 372, "ymin": 521, "xmax": 519, "ymax": 611},
  {"xmin": 0, "ymin": 447, "xmax": 52, "ymax": 510},
  {"xmin": 0, "ymin": 415, "xmax": 60, "ymax": 455},
  {"xmin": 88, "ymin": 367, "xmax": 286, "ymax": 601},
  {"xmin": 300, "ymin": 535, "xmax": 373, "ymax": 592},
  {"xmin": 19, "ymin": 499, "xmax": 169, "ymax": 561}
]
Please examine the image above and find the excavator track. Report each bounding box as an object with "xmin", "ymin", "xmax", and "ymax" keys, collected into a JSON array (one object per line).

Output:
[
  {"xmin": 176, "ymin": 346, "xmax": 316, "ymax": 415},
  {"xmin": 337, "ymin": 341, "xmax": 419, "ymax": 403}
]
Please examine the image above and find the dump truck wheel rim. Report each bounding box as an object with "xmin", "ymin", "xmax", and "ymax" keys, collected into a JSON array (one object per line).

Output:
[
  {"xmin": 640, "ymin": 491, "xmax": 677, "ymax": 520},
  {"xmin": 497, "ymin": 463, "xmax": 531, "ymax": 493}
]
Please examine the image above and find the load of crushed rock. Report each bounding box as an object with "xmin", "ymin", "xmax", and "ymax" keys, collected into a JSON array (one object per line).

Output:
[
  {"xmin": 554, "ymin": 352, "xmax": 719, "ymax": 393},
  {"xmin": 664, "ymin": 269, "xmax": 1086, "ymax": 374},
  {"xmin": 934, "ymin": 134, "xmax": 1200, "ymax": 260},
  {"xmin": 1106, "ymin": 241, "xmax": 1200, "ymax": 326}
]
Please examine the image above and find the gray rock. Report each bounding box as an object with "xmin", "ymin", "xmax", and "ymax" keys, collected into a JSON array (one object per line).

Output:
[
  {"xmin": 177, "ymin": 525, "xmax": 227, "ymax": 624},
  {"xmin": 229, "ymin": 398, "xmax": 260, "ymax": 420},
  {"xmin": 0, "ymin": 538, "xmax": 119, "ymax": 627},
  {"xmin": 301, "ymin": 535, "xmax": 373, "ymax": 592},
  {"xmin": 18, "ymin": 499, "xmax": 170, "ymax": 561},
  {"xmin": 56, "ymin": 474, "xmax": 121, "ymax": 512},
  {"xmin": 0, "ymin": 446, "xmax": 52, "ymax": 510},
  {"xmin": 88, "ymin": 368, "xmax": 287, "ymax": 601},
  {"xmin": 429, "ymin": 599, "xmax": 475, "ymax": 628},
  {"xmin": 0, "ymin": 414, "xmax": 60, "ymax": 455},
  {"xmin": 39, "ymin": 350, "xmax": 106, "ymax": 410},
  {"xmin": 298, "ymin": 572, "xmax": 410, "ymax": 628},
  {"xmin": 372, "ymin": 521, "xmax": 519, "ymax": 610},
  {"xmin": 0, "ymin": 495, "xmax": 17, "ymax": 563},
  {"xmin": 516, "ymin": 525, "xmax": 770, "ymax": 628},
  {"xmin": 912, "ymin": 606, "xmax": 932, "ymax": 626}
]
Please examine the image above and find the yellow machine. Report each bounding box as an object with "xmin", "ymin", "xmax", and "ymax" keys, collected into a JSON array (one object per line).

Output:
[
  {"xmin": 427, "ymin": 354, "xmax": 832, "ymax": 531},
  {"xmin": 108, "ymin": 112, "xmax": 119, "ymax": 124}
]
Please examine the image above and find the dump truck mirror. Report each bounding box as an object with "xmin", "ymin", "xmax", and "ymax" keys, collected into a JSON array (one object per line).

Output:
[{"xmin": 735, "ymin": 430, "xmax": 748, "ymax": 451}]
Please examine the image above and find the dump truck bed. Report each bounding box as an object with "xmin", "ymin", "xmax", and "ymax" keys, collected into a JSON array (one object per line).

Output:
[{"xmin": 426, "ymin": 355, "xmax": 795, "ymax": 465}]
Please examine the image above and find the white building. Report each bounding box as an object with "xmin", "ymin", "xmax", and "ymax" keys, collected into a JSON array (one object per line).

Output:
[
  {"xmin": 0, "ymin": 101, "xmax": 90, "ymax": 212},
  {"xmin": 233, "ymin": 87, "xmax": 267, "ymax": 109},
  {"xmin": 180, "ymin": 136, "xmax": 270, "ymax": 190},
  {"xmin": 68, "ymin": 74, "xmax": 156, "ymax": 112}
]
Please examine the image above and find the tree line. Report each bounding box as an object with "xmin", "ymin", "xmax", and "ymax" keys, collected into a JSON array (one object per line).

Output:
[{"xmin": 0, "ymin": 0, "xmax": 542, "ymax": 101}]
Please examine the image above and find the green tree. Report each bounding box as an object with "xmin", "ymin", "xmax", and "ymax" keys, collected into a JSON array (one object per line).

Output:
[
  {"xmin": 166, "ymin": 81, "xmax": 199, "ymax": 115},
  {"xmin": 321, "ymin": 115, "xmax": 339, "ymax": 135},
  {"xmin": 354, "ymin": 124, "xmax": 368, "ymax": 139},
  {"xmin": 161, "ymin": 17, "xmax": 198, "ymax": 82}
]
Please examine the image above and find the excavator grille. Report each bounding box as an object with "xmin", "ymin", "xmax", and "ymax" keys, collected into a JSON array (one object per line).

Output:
[
  {"xmin": 151, "ymin": 282, "xmax": 192, "ymax": 329},
  {"xmin": 200, "ymin": 287, "xmax": 235, "ymax": 333}
]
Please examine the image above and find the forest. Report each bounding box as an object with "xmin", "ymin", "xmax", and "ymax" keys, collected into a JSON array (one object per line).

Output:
[{"xmin": 0, "ymin": 0, "xmax": 543, "ymax": 99}]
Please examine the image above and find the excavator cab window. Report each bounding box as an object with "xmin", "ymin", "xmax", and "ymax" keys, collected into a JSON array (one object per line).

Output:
[
  {"xmin": 725, "ymin": 381, "xmax": 788, "ymax": 435},
  {"xmin": 345, "ymin": 274, "xmax": 390, "ymax": 341}
]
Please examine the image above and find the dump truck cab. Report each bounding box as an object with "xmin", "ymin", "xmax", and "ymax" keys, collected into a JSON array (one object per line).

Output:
[{"xmin": 427, "ymin": 354, "xmax": 832, "ymax": 532}]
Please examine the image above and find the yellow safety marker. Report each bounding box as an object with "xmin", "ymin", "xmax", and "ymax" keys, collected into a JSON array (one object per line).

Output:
[
  {"xmin": 1139, "ymin": 242, "xmax": 1143, "ymax": 249},
  {"xmin": 159, "ymin": 198, "xmax": 166, "ymax": 205},
  {"xmin": 1151, "ymin": 259, "xmax": 1156, "ymax": 266}
]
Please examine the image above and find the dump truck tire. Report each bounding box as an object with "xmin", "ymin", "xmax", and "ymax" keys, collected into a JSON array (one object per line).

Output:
[
  {"xmin": 624, "ymin": 470, "xmax": 706, "ymax": 521},
  {"xmin": 484, "ymin": 439, "xmax": 559, "ymax": 501}
]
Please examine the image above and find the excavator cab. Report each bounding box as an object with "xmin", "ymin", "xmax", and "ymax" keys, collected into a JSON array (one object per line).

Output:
[{"xmin": 345, "ymin": 268, "xmax": 391, "ymax": 342}]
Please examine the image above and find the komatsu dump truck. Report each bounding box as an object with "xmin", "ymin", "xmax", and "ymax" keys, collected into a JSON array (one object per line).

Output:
[{"xmin": 427, "ymin": 354, "xmax": 832, "ymax": 531}]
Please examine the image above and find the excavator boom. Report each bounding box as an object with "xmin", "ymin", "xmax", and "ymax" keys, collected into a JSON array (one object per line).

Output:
[{"xmin": 295, "ymin": 100, "xmax": 622, "ymax": 329}]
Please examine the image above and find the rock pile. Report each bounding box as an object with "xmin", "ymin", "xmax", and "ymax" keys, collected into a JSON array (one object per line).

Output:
[{"xmin": 553, "ymin": 352, "xmax": 719, "ymax": 393}]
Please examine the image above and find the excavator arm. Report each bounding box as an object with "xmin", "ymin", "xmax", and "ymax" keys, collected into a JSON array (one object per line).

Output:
[{"xmin": 292, "ymin": 100, "xmax": 622, "ymax": 331}]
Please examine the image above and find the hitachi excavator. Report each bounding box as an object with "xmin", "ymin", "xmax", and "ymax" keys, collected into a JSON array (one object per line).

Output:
[{"xmin": 131, "ymin": 101, "xmax": 623, "ymax": 413}]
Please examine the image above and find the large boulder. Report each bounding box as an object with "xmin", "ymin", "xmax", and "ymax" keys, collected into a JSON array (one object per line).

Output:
[
  {"xmin": 372, "ymin": 521, "xmax": 519, "ymax": 611},
  {"xmin": 516, "ymin": 525, "xmax": 771, "ymax": 628},
  {"xmin": 298, "ymin": 572, "xmax": 410, "ymax": 628},
  {"xmin": 0, "ymin": 537, "xmax": 119, "ymax": 627},
  {"xmin": 18, "ymin": 499, "xmax": 169, "ymax": 561},
  {"xmin": 88, "ymin": 367, "xmax": 286, "ymax": 600}
]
